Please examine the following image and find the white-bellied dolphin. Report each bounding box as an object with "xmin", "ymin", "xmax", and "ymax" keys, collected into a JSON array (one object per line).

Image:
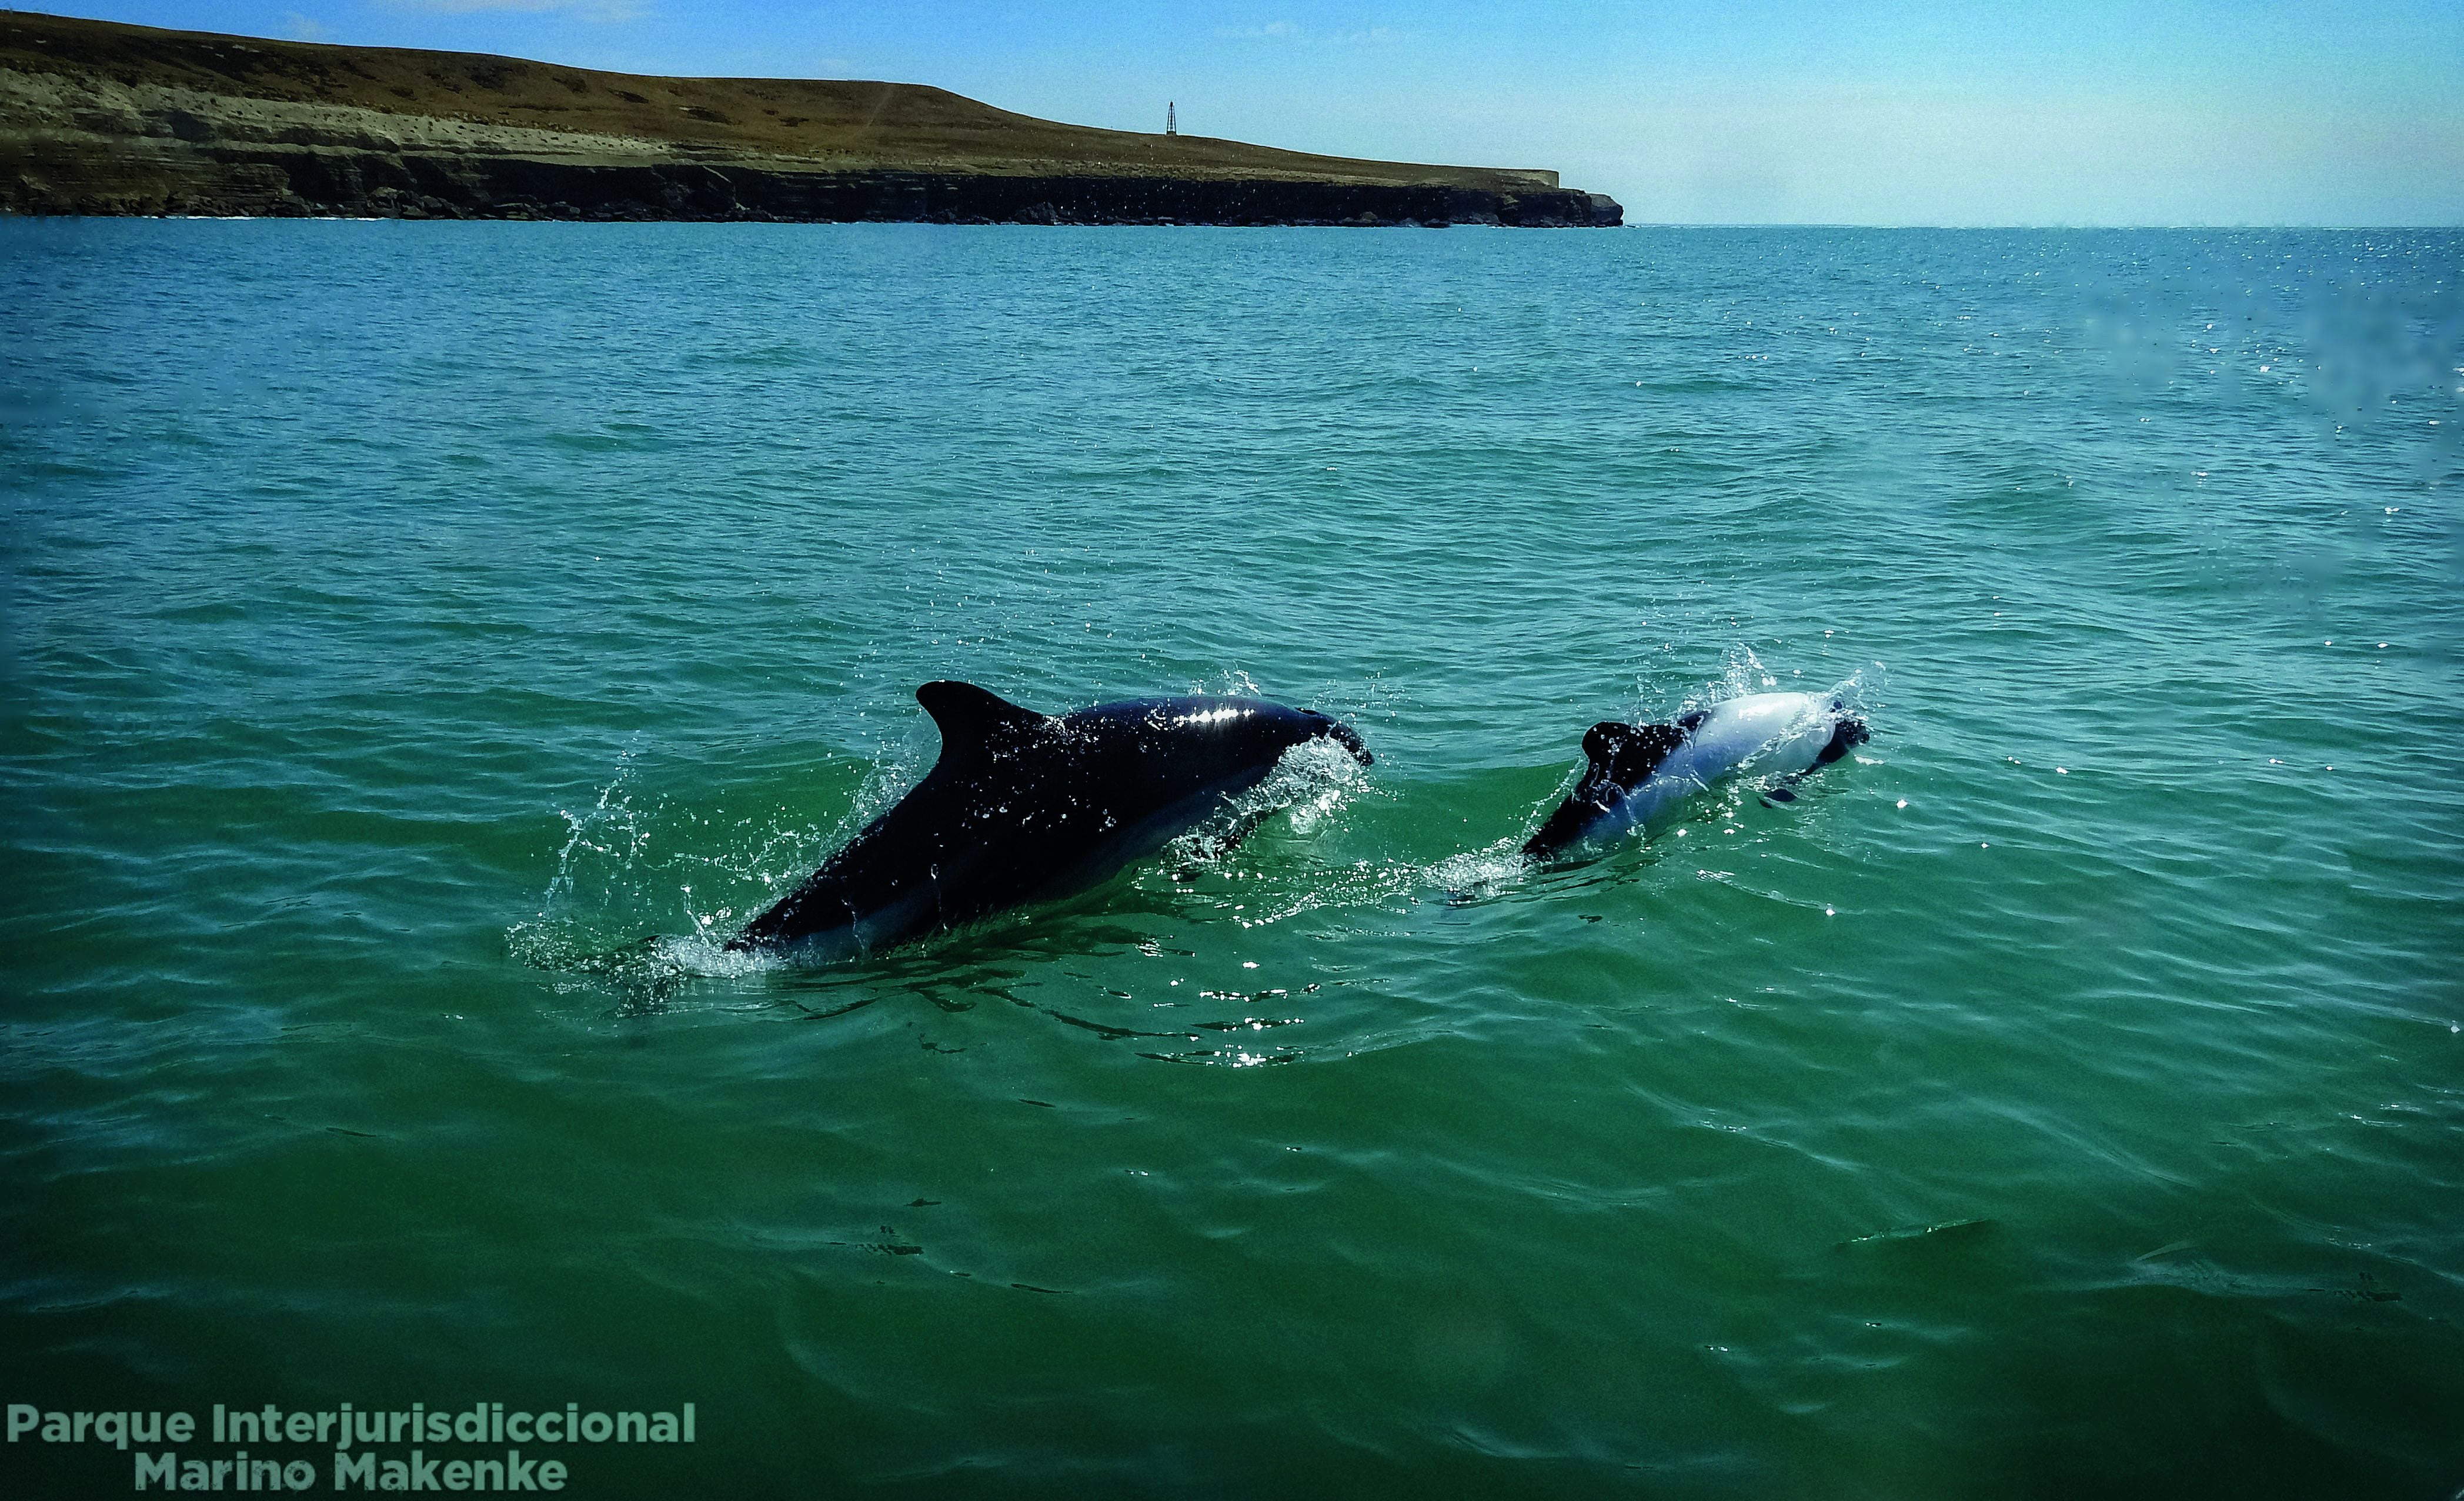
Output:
[
  {"xmin": 731, "ymin": 682, "xmax": 1373, "ymax": 959},
  {"xmin": 1523, "ymin": 691, "xmax": 1868, "ymax": 861}
]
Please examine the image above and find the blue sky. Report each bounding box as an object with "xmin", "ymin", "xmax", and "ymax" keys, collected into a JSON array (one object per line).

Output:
[{"xmin": 36, "ymin": 1, "xmax": 2464, "ymax": 224}]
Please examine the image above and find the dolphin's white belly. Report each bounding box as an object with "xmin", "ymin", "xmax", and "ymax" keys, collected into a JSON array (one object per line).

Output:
[{"xmin": 1618, "ymin": 691, "xmax": 1834, "ymax": 828}]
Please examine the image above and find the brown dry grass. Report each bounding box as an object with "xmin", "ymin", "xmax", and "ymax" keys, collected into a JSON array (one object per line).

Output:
[{"xmin": 0, "ymin": 9, "xmax": 1556, "ymax": 189}]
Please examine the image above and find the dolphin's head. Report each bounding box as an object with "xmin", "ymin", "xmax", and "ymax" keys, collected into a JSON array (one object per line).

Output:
[
  {"xmin": 1816, "ymin": 713, "xmax": 1870, "ymax": 764},
  {"xmin": 1298, "ymin": 709, "xmax": 1374, "ymax": 766}
]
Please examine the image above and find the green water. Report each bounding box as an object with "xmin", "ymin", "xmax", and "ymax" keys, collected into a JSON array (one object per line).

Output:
[{"xmin": 3, "ymin": 221, "xmax": 2460, "ymax": 1498}]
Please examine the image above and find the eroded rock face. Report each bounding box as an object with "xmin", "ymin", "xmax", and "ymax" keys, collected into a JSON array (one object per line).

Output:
[{"xmin": 0, "ymin": 15, "xmax": 1624, "ymax": 226}]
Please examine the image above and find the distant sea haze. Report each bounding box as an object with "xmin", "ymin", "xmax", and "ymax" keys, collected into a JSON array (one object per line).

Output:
[{"xmin": 1, "ymin": 221, "xmax": 2457, "ymax": 1499}]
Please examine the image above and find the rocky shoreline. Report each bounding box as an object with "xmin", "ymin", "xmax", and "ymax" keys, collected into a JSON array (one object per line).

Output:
[{"xmin": 9, "ymin": 143, "xmax": 1624, "ymax": 227}]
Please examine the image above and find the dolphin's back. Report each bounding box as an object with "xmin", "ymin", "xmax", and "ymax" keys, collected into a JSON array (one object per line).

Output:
[{"xmin": 1648, "ymin": 692, "xmax": 1832, "ymax": 796}]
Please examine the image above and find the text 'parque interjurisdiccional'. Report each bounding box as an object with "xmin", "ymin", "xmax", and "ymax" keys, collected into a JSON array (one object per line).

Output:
[{"xmin": 8, "ymin": 1399, "xmax": 695, "ymax": 1491}]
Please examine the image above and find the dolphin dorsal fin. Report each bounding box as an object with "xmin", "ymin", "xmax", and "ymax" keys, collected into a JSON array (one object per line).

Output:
[
  {"xmin": 1582, "ymin": 721, "xmax": 1637, "ymax": 764},
  {"xmin": 1582, "ymin": 719, "xmax": 1685, "ymax": 780},
  {"xmin": 916, "ymin": 681, "xmax": 1047, "ymax": 770}
]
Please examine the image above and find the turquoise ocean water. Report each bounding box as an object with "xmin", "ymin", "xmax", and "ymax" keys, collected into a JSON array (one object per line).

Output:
[{"xmin": 2, "ymin": 221, "xmax": 2459, "ymax": 1497}]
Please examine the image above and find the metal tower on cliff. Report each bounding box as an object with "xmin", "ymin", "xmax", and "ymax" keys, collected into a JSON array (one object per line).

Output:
[{"xmin": 1166, "ymin": 102, "xmax": 1176, "ymax": 136}]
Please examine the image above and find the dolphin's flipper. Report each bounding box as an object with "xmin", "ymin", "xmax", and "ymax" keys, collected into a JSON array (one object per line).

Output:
[
  {"xmin": 1764, "ymin": 717, "xmax": 1869, "ymax": 805},
  {"xmin": 916, "ymin": 682, "xmax": 1051, "ymax": 771},
  {"xmin": 1168, "ymin": 805, "xmax": 1270, "ymax": 880}
]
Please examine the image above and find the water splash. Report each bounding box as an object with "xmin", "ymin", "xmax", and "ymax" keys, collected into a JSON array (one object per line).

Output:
[
  {"xmin": 506, "ymin": 743, "xmax": 909, "ymax": 1007},
  {"xmin": 1428, "ymin": 841, "xmax": 1535, "ymax": 900},
  {"xmin": 1166, "ymin": 732, "xmax": 1365, "ymax": 865}
]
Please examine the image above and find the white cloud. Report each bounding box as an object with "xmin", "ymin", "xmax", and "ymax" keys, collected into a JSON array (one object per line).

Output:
[{"xmin": 282, "ymin": 11, "xmax": 330, "ymax": 41}]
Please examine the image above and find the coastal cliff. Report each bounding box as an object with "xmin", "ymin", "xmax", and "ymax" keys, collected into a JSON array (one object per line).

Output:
[{"xmin": 0, "ymin": 11, "xmax": 1623, "ymax": 226}]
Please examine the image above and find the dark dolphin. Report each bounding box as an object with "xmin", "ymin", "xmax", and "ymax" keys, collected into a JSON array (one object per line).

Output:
[{"xmin": 731, "ymin": 681, "xmax": 1372, "ymax": 959}]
